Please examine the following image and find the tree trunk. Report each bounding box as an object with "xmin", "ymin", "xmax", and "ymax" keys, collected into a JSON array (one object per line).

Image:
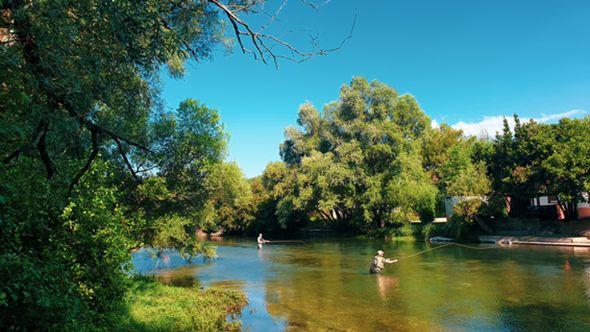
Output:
[
  {"xmin": 569, "ymin": 200, "xmax": 579, "ymax": 220},
  {"xmin": 556, "ymin": 197, "xmax": 568, "ymax": 221},
  {"xmin": 504, "ymin": 195, "xmax": 513, "ymax": 215},
  {"xmin": 318, "ymin": 210, "xmax": 334, "ymax": 223},
  {"xmin": 335, "ymin": 208, "xmax": 344, "ymax": 221}
]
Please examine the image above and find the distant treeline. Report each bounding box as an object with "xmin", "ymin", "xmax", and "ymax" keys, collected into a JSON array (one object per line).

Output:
[{"xmin": 220, "ymin": 78, "xmax": 590, "ymax": 238}]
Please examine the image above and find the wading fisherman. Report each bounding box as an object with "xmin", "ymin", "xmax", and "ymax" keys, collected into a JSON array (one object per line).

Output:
[
  {"xmin": 257, "ymin": 233, "xmax": 269, "ymax": 249},
  {"xmin": 369, "ymin": 250, "xmax": 398, "ymax": 274}
]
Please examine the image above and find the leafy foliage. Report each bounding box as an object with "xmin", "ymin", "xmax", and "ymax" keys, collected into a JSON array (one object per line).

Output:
[
  {"xmin": 539, "ymin": 118, "xmax": 590, "ymax": 218},
  {"xmin": 0, "ymin": 160, "xmax": 131, "ymax": 329},
  {"xmin": 205, "ymin": 162, "xmax": 254, "ymax": 232},
  {"xmin": 479, "ymin": 115, "xmax": 590, "ymax": 220},
  {"xmin": 128, "ymin": 100, "xmax": 228, "ymax": 253},
  {"xmin": 273, "ymin": 78, "xmax": 438, "ymax": 232}
]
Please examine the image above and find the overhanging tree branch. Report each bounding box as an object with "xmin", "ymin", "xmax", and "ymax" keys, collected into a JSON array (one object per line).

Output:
[
  {"xmin": 209, "ymin": 0, "xmax": 265, "ymax": 61},
  {"xmin": 208, "ymin": 0, "xmax": 355, "ymax": 69},
  {"xmin": 36, "ymin": 119, "xmax": 56, "ymax": 179},
  {"xmin": 68, "ymin": 128, "xmax": 99, "ymax": 196},
  {"xmin": 2, "ymin": 116, "xmax": 56, "ymax": 166},
  {"xmin": 113, "ymin": 136, "xmax": 140, "ymax": 181},
  {"xmin": 299, "ymin": 0, "xmax": 333, "ymax": 10},
  {"xmin": 11, "ymin": 4, "xmax": 152, "ymax": 185}
]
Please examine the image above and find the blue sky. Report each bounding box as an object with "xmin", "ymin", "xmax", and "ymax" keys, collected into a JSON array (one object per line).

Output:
[{"xmin": 161, "ymin": 0, "xmax": 590, "ymax": 178}]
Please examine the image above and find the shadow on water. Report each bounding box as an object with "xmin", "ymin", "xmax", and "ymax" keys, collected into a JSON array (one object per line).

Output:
[{"xmin": 132, "ymin": 238, "xmax": 590, "ymax": 331}]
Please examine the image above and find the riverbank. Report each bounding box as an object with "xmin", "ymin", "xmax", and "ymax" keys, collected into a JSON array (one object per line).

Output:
[
  {"xmin": 479, "ymin": 235, "xmax": 590, "ymax": 247},
  {"xmin": 395, "ymin": 218, "xmax": 590, "ymax": 244},
  {"xmin": 110, "ymin": 278, "xmax": 247, "ymax": 331}
]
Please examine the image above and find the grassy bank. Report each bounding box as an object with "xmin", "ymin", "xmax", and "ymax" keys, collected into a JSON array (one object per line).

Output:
[{"xmin": 110, "ymin": 278, "xmax": 247, "ymax": 332}]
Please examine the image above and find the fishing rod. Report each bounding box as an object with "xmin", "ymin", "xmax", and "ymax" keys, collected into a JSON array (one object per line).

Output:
[
  {"xmin": 397, "ymin": 243, "xmax": 454, "ymax": 260},
  {"xmin": 268, "ymin": 240, "xmax": 305, "ymax": 243},
  {"xmin": 397, "ymin": 242, "xmax": 499, "ymax": 261},
  {"xmin": 266, "ymin": 240, "xmax": 310, "ymax": 245}
]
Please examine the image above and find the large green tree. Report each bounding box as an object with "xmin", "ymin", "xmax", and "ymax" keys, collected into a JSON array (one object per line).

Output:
[
  {"xmin": 538, "ymin": 117, "xmax": 590, "ymax": 219},
  {"xmin": 248, "ymin": 161, "xmax": 306, "ymax": 234},
  {"xmin": 443, "ymin": 144, "xmax": 495, "ymax": 233},
  {"xmin": 278, "ymin": 77, "xmax": 437, "ymax": 232},
  {"xmin": 204, "ymin": 162, "xmax": 254, "ymax": 233},
  {"xmin": 483, "ymin": 116, "xmax": 546, "ymax": 215},
  {"xmin": 480, "ymin": 115, "xmax": 590, "ymax": 220},
  {"xmin": 123, "ymin": 99, "xmax": 228, "ymax": 254}
]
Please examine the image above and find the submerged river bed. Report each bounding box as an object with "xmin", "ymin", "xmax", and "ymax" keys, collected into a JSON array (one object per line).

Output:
[{"xmin": 132, "ymin": 238, "xmax": 590, "ymax": 331}]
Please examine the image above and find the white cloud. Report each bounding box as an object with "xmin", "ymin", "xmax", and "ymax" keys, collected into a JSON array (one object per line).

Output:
[
  {"xmin": 450, "ymin": 109, "xmax": 587, "ymax": 137},
  {"xmin": 430, "ymin": 119, "xmax": 439, "ymax": 128},
  {"xmin": 535, "ymin": 109, "xmax": 585, "ymax": 122}
]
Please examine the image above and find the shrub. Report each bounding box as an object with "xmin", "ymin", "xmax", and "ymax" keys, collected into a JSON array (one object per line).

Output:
[
  {"xmin": 444, "ymin": 215, "xmax": 480, "ymax": 241},
  {"xmin": 0, "ymin": 160, "xmax": 132, "ymax": 330},
  {"xmin": 114, "ymin": 278, "xmax": 248, "ymax": 331},
  {"xmin": 421, "ymin": 222, "xmax": 444, "ymax": 240}
]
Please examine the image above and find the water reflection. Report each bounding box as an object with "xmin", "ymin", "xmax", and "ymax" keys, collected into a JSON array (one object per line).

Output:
[
  {"xmin": 133, "ymin": 239, "xmax": 590, "ymax": 331},
  {"xmin": 375, "ymin": 274, "xmax": 398, "ymax": 300}
]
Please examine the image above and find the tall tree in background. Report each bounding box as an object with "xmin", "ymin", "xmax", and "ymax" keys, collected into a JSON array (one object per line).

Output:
[
  {"xmin": 278, "ymin": 77, "xmax": 437, "ymax": 232},
  {"xmin": 443, "ymin": 144, "xmax": 494, "ymax": 233},
  {"xmin": 483, "ymin": 116, "xmax": 546, "ymax": 215},
  {"xmin": 539, "ymin": 117, "xmax": 590, "ymax": 219},
  {"xmin": 421, "ymin": 124, "xmax": 466, "ymax": 186},
  {"xmin": 249, "ymin": 161, "xmax": 303, "ymax": 234},
  {"xmin": 205, "ymin": 162, "xmax": 254, "ymax": 233},
  {"xmin": 481, "ymin": 115, "xmax": 590, "ymax": 220},
  {"xmin": 125, "ymin": 99, "xmax": 228, "ymax": 254}
]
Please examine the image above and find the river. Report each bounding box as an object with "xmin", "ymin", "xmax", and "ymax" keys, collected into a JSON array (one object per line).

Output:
[{"xmin": 132, "ymin": 238, "xmax": 590, "ymax": 331}]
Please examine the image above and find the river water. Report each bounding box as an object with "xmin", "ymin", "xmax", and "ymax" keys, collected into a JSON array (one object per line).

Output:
[{"xmin": 132, "ymin": 238, "xmax": 590, "ymax": 331}]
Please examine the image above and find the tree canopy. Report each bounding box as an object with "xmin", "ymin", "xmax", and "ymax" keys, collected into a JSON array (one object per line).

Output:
[{"xmin": 275, "ymin": 77, "xmax": 438, "ymax": 232}]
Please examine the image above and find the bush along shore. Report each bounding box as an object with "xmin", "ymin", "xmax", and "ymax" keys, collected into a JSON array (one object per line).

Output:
[{"xmin": 112, "ymin": 277, "xmax": 248, "ymax": 332}]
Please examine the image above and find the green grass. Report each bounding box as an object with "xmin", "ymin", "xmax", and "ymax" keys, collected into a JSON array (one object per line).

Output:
[{"xmin": 111, "ymin": 278, "xmax": 248, "ymax": 332}]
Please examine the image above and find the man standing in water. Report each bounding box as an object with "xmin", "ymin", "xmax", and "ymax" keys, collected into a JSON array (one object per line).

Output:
[
  {"xmin": 370, "ymin": 250, "xmax": 398, "ymax": 274},
  {"xmin": 257, "ymin": 233, "xmax": 269, "ymax": 249}
]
